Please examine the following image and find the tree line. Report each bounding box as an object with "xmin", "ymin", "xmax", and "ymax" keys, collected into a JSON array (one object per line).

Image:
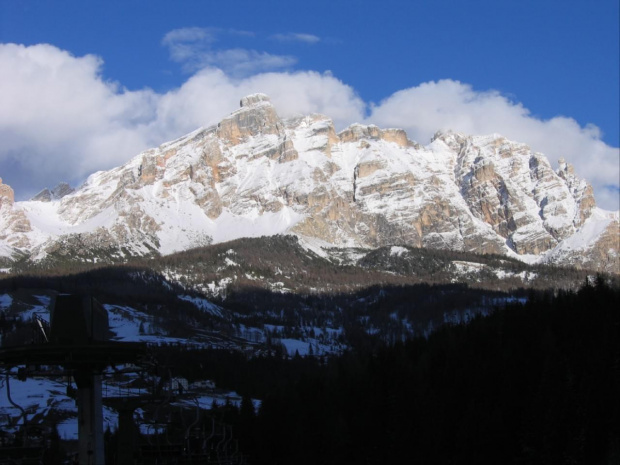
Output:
[{"xmin": 218, "ymin": 278, "xmax": 619, "ymax": 464}]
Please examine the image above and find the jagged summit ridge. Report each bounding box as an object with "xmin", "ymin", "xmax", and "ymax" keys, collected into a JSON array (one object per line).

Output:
[
  {"xmin": 32, "ymin": 182, "xmax": 75, "ymax": 202},
  {"xmin": 240, "ymin": 93, "xmax": 271, "ymax": 107},
  {"xmin": 0, "ymin": 94, "xmax": 617, "ymax": 272}
]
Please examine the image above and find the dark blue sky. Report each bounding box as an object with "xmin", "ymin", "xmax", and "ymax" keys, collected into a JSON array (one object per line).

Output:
[{"xmin": 2, "ymin": 0, "xmax": 618, "ymax": 145}]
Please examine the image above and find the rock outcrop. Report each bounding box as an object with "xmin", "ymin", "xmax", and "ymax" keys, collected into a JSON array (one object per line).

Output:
[
  {"xmin": 0, "ymin": 178, "xmax": 32, "ymax": 249},
  {"xmin": 0, "ymin": 178, "xmax": 14, "ymax": 208},
  {"xmin": 32, "ymin": 182, "xmax": 75, "ymax": 202}
]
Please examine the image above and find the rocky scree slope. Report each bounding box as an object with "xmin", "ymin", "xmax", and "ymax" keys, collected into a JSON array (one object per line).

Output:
[{"xmin": 0, "ymin": 93, "xmax": 617, "ymax": 272}]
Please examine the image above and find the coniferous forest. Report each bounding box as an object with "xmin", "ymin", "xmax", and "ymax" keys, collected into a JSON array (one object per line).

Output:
[
  {"xmin": 205, "ymin": 279, "xmax": 619, "ymax": 464},
  {"xmin": 1, "ymin": 261, "xmax": 618, "ymax": 463}
]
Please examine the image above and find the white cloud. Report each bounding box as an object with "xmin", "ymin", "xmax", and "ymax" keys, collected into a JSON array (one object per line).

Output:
[
  {"xmin": 241, "ymin": 71, "xmax": 365, "ymax": 128},
  {"xmin": 0, "ymin": 44, "xmax": 617, "ymax": 211},
  {"xmin": 0, "ymin": 43, "xmax": 158, "ymax": 196},
  {"xmin": 198, "ymin": 49, "xmax": 296, "ymax": 76},
  {"xmin": 227, "ymin": 29, "xmax": 256, "ymax": 38},
  {"xmin": 149, "ymin": 67, "xmax": 365, "ymax": 141},
  {"xmin": 162, "ymin": 27, "xmax": 296, "ymax": 76},
  {"xmin": 270, "ymin": 33, "xmax": 321, "ymax": 44},
  {"xmin": 162, "ymin": 27, "xmax": 216, "ymax": 46},
  {"xmin": 161, "ymin": 27, "xmax": 218, "ymax": 64},
  {"xmin": 366, "ymin": 80, "xmax": 619, "ymax": 210}
]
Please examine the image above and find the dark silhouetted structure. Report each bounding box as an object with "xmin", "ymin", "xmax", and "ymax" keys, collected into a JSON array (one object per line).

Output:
[{"xmin": 0, "ymin": 294, "xmax": 146, "ymax": 464}]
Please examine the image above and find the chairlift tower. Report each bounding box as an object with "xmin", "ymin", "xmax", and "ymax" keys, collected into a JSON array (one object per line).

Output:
[{"xmin": 0, "ymin": 294, "xmax": 147, "ymax": 465}]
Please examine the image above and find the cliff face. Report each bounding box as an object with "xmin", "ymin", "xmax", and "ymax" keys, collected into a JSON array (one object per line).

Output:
[
  {"xmin": 0, "ymin": 94, "xmax": 617, "ymax": 272},
  {"xmin": 0, "ymin": 178, "xmax": 32, "ymax": 249}
]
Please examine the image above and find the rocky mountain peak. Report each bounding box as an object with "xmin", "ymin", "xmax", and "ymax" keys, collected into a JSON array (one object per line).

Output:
[
  {"xmin": 52, "ymin": 182, "xmax": 74, "ymax": 199},
  {"xmin": 217, "ymin": 93, "xmax": 285, "ymax": 147},
  {"xmin": 240, "ymin": 93, "xmax": 271, "ymax": 107},
  {"xmin": 32, "ymin": 189, "xmax": 52, "ymax": 202},
  {"xmin": 0, "ymin": 177, "xmax": 32, "ymax": 249},
  {"xmin": 215, "ymin": 94, "xmax": 297, "ymax": 163},
  {"xmin": 555, "ymin": 157, "xmax": 596, "ymax": 227},
  {"xmin": 0, "ymin": 94, "xmax": 617, "ymax": 273},
  {"xmin": 32, "ymin": 182, "xmax": 75, "ymax": 202},
  {"xmin": 0, "ymin": 177, "xmax": 14, "ymax": 208}
]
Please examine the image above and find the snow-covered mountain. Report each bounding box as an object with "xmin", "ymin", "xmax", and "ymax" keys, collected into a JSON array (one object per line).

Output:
[{"xmin": 0, "ymin": 93, "xmax": 618, "ymax": 272}]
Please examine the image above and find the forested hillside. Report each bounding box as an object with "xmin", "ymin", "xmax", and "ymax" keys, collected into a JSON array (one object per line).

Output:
[
  {"xmin": 1, "ymin": 236, "xmax": 618, "ymax": 464},
  {"xmin": 211, "ymin": 280, "xmax": 619, "ymax": 464}
]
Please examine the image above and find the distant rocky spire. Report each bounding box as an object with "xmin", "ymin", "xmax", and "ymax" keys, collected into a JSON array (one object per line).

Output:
[
  {"xmin": 240, "ymin": 93, "xmax": 271, "ymax": 107},
  {"xmin": 0, "ymin": 178, "xmax": 15, "ymax": 208},
  {"xmin": 32, "ymin": 182, "xmax": 75, "ymax": 202}
]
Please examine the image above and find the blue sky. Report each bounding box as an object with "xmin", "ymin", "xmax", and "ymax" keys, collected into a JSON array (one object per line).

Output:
[{"xmin": 1, "ymin": 0, "xmax": 619, "ymax": 209}]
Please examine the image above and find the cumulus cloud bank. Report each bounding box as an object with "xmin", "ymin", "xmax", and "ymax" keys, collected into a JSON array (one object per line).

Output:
[
  {"xmin": 0, "ymin": 43, "xmax": 158, "ymax": 195},
  {"xmin": 0, "ymin": 43, "xmax": 618, "ymax": 210}
]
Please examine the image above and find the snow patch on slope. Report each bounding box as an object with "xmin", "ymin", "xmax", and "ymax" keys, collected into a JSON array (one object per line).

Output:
[
  {"xmin": 178, "ymin": 295, "xmax": 224, "ymax": 317},
  {"xmin": 549, "ymin": 208, "xmax": 617, "ymax": 254}
]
